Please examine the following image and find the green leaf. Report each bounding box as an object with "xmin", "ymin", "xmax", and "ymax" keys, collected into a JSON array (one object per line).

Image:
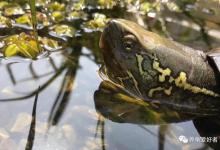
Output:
[
  {"xmin": 0, "ymin": 15, "xmax": 12, "ymax": 28},
  {"xmin": 4, "ymin": 44, "xmax": 19, "ymax": 57},
  {"xmin": 40, "ymin": 37, "xmax": 62, "ymax": 51},
  {"xmin": 51, "ymin": 24, "xmax": 75, "ymax": 38},
  {"xmin": 15, "ymin": 12, "xmax": 50, "ymax": 28},
  {"xmin": 51, "ymin": 11, "xmax": 65, "ymax": 22},
  {"xmin": 4, "ymin": 4, "xmax": 24, "ymax": 16},
  {"xmin": 15, "ymin": 14, "xmax": 32, "ymax": 25},
  {"xmin": 3, "ymin": 33, "xmax": 41, "ymax": 59},
  {"xmin": 48, "ymin": 2, "xmax": 65, "ymax": 11},
  {"xmin": 0, "ymin": 1, "xmax": 9, "ymax": 10},
  {"xmin": 85, "ymin": 13, "xmax": 109, "ymax": 30}
]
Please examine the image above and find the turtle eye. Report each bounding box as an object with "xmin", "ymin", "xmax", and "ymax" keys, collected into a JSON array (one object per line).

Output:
[{"xmin": 122, "ymin": 34, "xmax": 137, "ymax": 51}]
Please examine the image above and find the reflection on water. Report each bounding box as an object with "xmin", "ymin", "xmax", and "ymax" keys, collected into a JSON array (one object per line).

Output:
[
  {"xmin": 1, "ymin": 0, "xmax": 220, "ymax": 150},
  {"xmin": 0, "ymin": 47, "xmax": 103, "ymax": 149},
  {"xmin": 94, "ymin": 81, "xmax": 220, "ymax": 150}
]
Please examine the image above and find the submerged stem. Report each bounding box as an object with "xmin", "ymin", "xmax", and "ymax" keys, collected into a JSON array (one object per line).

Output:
[{"xmin": 29, "ymin": 0, "xmax": 41, "ymax": 52}]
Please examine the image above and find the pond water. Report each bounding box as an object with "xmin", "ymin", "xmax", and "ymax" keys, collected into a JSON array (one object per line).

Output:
[
  {"xmin": 0, "ymin": 48, "xmax": 206, "ymax": 150},
  {"xmin": 0, "ymin": 0, "xmax": 220, "ymax": 150}
]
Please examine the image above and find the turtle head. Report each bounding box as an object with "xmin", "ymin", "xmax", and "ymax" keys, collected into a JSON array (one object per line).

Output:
[{"xmin": 99, "ymin": 19, "xmax": 159, "ymax": 97}]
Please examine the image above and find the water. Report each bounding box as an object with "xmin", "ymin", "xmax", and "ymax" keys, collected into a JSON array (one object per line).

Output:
[
  {"xmin": 0, "ymin": 0, "xmax": 220, "ymax": 150},
  {"xmin": 0, "ymin": 49, "xmax": 216, "ymax": 150}
]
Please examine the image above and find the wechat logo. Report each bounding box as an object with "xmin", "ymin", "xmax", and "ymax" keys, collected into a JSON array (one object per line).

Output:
[{"xmin": 178, "ymin": 135, "xmax": 188, "ymax": 143}]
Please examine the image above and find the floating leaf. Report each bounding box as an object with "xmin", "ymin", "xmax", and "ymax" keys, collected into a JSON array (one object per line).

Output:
[
  {"xmin": 71, "ymin": 0, "xmax": 85, "ymax": 11},
  {"xmin": 48, "ymin": 2, "xmax": 65, "ymax": 11},
  {"xmin": 15, "ymin": 13, "xmax": 31, "ymax": 25},
  {"xmin": 0, "ymin": 15, "xmax": 12, "ymax": 28},
  {"xmin": 4, "ymin": 44, "xmax": 19, "ymax": 57},
  {"xmin": 51, "ymin": 11, "xmax": 65, "ymax": 22},
  {"xmin": 40, "ymin": 37, "xmax": 62, "ymax": 51},
  {"xmin": 36, "ymin": 0, "xmax": 47, "ymax": 7},
  {"xmin": 50, "ymin": 24, "xmax": 75, "ymax": 38},
  {"xmin": 165, "ymin": 2, "xmax": 182, "ymax": 12},
  {"xmin": 4, "ymin": 4, "xmax": 24, "ymax": 16},
  {"xmin": 67, "ymin": 11, "xmax": 87, "ymax": 20},
  {"xmin": 3, "ymin": 33, "xmax": 41, "ymax": 59},
  {"xmin": 36, "ymin": 12, "xmax": 50, "ymax": 27},
  {"xmin": 0, "ymin": 1, "xmax": 9, "ymax": 10},
  {"xmin": 85, "ymin": 13, "xmax": 109, "ymax": 31},
  {"xmin": 15, "ymin": 12, "xmax": 50, "ymax": 28},
  {"xmin": 98, "ymin": 0, "xmax": 117, "ymax": 9},
  {"xmin": 139, "ymin": 2, "xmax": 154, "ymax": 13}
]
